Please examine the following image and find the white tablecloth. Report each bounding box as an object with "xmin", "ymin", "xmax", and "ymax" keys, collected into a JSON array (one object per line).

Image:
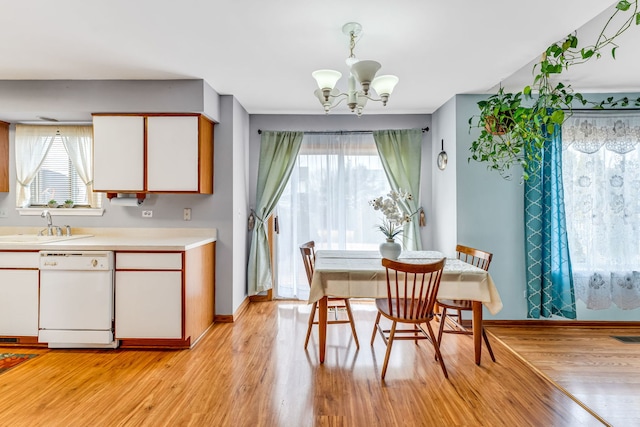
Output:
[{"xmin": 309, "ymin": 250, "xmax": 503, "ymax": 315}]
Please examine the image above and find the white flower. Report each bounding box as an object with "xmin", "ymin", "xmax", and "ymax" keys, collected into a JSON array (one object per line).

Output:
[{"xmin": 369, "ymin": 189, "xmax": 419, "ymax": 240}]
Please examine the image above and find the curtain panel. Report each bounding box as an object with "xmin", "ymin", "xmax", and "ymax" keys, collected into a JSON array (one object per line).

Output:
[
  {"xmin": 247, "ymin": 131, "xmax": 303, "ymax": 295},
  {"xmin": 524, "ymin": 125, "xmax": 576, "ymax": 319},
  {"xmin": 373, "ymin": 128, "xmax": 423, "ymax": 250},
  {"xmin": 58, "ymin": 126, "xmax": 97, "ymax": 208},
  {"xmin": 14, "ymin": 125, "xmax": 55, "ymax": 207}
]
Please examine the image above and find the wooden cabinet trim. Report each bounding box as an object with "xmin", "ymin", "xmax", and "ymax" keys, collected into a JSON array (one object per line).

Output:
[{"xmin": 0, "ymin": 121, "xmax": 9, "ymax": 192}]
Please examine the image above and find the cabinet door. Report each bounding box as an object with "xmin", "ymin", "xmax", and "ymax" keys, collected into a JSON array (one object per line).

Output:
[
  {"xmin": 0, "ymin": 270, "xmax": 39, "ymax": 336},
  {"xmin": 115, "ymin": 271, "xmax": 182, "ymax": 339},
  {"xmin": 93, "ymin": 115, "xmax": 145, "ymax": 192},
  {"xmin": 146, "ymin": 116, "xmax": 199, "ymax": 191}
]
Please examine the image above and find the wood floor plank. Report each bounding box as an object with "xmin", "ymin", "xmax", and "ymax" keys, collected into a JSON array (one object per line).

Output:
[
  {"xmin": 0, "ymin": 302, "xmax": 607, "ymax": 426},
  {"xmin": 488, "ymin": 325, "xmax": 640, "ymax": 427}
]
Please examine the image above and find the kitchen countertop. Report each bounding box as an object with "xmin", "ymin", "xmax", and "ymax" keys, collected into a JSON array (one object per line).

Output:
[{"xmin": 0, "ymin": 227, "xmax": 217, "ymax": 251}]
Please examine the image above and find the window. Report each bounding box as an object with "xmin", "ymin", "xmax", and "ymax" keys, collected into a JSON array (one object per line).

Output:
[
  {"xmin": 562, "ymin": 112, "xmax": 640, "ymax": 310},
  {"xmin": 30, "ymin": 135, "xmax": 88, "ymax": 206},
  {"xmin": 275, "ymin": 132, "xmax": 390, "ymax": 299},
  {"xmin": 15, "ymin": 125, "xmax": 101, "ymax": 210}
]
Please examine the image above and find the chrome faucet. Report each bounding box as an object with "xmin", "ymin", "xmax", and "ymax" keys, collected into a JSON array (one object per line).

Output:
[
  {"xmin": 39, "ymin": 210, "xmax": 62, "ymax": 236},
  {"xmin": 41, "ymin": 209, "xmax": 52, "ymax": 227}
]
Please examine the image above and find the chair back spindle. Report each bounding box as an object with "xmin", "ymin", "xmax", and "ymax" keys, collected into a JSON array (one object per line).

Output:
[
  {"xmin": 383, "ymin": 258, "xmax": 446, "ymax": 322},
  {"xmin": 299, "ymin": 241, "xmax": 316, "ymax": 287},
  {"xmin": 455, "ymin": 244, "xmax": 492, "ymax": 271}
]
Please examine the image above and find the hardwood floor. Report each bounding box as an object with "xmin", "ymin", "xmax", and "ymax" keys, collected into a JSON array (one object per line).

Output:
[
  {"xmin": 0, "ymin": 301, "xmax": 613, "ymax": 427},
  {"xmin": 487, "ymin": 325, "xmax": 640, "ymax": 427}
]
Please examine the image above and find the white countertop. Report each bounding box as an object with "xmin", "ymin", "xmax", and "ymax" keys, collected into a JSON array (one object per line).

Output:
[{"xmin": 0, "ymin": 227, "xmax": 216, "ymax": 251}]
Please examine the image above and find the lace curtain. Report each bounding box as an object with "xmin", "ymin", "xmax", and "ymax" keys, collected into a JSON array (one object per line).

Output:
[{"xmin": 562, "ymin": 112, "xmax": 640, "ymax": 310}]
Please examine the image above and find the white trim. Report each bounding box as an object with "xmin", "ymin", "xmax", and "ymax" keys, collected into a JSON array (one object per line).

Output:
[{"xmin": 17, "ymin": 208, "xmax": 105, "ymax": 217}]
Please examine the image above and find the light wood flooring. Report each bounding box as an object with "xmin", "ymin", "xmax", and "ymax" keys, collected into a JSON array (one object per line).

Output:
[
  {"xmin": 0, "ymin": 301, "xmax": 628, "ymax": 426},
  {"xmin": 487, "ymin": 325, "xmax": 640, "ymax": 427}
]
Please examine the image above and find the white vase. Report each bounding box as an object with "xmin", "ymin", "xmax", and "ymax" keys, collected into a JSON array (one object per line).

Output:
[{"xmin": 379, "ymin": 239, "xmax": 402, "ymax": 260}]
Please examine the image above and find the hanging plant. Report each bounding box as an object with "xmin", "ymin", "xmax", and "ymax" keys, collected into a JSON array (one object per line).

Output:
[{"xmin": 469, "ymin": 0, "xmax": 640, "ymax": 181}]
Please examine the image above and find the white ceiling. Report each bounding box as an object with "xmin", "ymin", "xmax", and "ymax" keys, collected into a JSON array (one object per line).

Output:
[{"xmin": 1, "ymin": 0, "xmax": 638, "ymax": 116}]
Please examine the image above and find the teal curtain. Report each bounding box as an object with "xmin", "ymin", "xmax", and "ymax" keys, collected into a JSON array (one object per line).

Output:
[
  {"xmin": 524, "ymin": 125, "xmax": 576, "ymax": 319},
  {"xmin": 247, "ymin": 131, "xmax": 303, "ymax": 295},
  {"xmin": 372, "ymin": 128, "xmax": 423, "ymax": 250}
]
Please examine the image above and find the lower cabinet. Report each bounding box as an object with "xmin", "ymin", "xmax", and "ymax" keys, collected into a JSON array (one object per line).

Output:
[
  {"xmin": 114, "ymin": 242, "xmax": 215, "ymax": 348},
  {"xmin": 0, "ymin": 251, "xmax": 40, "ymax": 339},
  {"xmin": 115, "ymin": 270, "xmax": 182, "ymax": 339}
]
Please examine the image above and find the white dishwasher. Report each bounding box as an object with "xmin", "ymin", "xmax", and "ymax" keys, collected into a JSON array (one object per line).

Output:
[{"xmin": 39, "ymin": 251, "xmax": 118, "ymax": 349}]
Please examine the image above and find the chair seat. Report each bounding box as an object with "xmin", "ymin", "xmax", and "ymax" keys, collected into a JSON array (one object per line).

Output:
[
  {"xmin": 438, "ymin": 299, "xmax": 473, "ymax": 310},
  {"xmin": 375, "ymin": 298, "xmax": 434, "ymax": 323}
]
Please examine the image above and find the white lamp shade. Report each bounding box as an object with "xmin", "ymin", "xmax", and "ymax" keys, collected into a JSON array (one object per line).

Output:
[
  {"xmin": 371, "ymin": 75, "xmax": 399, "ymax": 95},
  {"xmin": 350, "ymin": 60, "xmax": 381, "ymax": 83},
  {"xmin": 312, "ymin": 69, "xmax": 342, "ymax": 90}
]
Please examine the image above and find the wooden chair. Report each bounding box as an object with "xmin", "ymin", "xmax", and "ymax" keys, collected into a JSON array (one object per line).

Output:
[
  {"xmin": 437, "ymin": 244, "xmax": 496, "ymax": 362},
  {"xmin": 300, "ymin": 241, "xmax": 359, "ymax": 350},
  {"xmin": 371, "ymin": 257, "xmax": 448, "ymax": 379}
]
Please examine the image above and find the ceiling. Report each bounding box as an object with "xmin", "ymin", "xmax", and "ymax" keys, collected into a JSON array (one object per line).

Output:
[{"xmin": 1, "ymin": 0, "xmax": 639, "ymax": 116}]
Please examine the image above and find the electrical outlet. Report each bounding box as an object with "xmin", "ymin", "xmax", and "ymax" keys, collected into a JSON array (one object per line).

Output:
[
  {"xmin": 0, "ymin": 208, "xmax": 7, "ymax": 218},
  {"xmin": 183, "ymin": 208, "xmax": 192, "ymax": 221},
  {"xmin": 142, "ymin": 210, "xmax": 153, "ymax": 218}
]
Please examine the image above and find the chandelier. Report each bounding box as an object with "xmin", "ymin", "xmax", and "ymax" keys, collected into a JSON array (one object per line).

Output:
[{"xmin": 312, "ymin": 22, "xmax": 399, "ymax": 116}]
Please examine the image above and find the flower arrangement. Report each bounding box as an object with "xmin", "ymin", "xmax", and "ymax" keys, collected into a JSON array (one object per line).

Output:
[{"xmin": 369, "ymin": 189, "xmax": 416, "ymax": 241}]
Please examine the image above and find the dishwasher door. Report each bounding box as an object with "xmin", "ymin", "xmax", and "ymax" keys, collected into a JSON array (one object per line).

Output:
[{"xmin": 39, "ymin": 251, "xmax": 117, "ymax": 348}]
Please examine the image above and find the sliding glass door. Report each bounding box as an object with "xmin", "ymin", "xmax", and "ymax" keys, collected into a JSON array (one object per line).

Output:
[{"xmin": 274, "ymin": 132, "xmax": 390, "ymax": 300}]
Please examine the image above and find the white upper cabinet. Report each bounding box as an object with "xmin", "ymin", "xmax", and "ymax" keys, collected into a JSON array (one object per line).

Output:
[
  {"xmin": 92, "ymin": 114, "xmax": 214, "ymax": 194},
  {"xmin": 147, "ymin": 116, "xmax": 199, "ymax": 191},
  {"xmin": 93, "ymin": 115, "xmax": 145, "ymax": 192}
]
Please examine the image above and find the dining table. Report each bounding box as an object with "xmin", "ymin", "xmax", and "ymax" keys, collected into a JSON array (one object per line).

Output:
[{"xmin": 308, "ymin": 250, "xmax": 503, "ymax": 365}]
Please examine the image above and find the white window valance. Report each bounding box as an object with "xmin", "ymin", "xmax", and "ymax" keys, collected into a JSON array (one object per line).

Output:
[{"xmin": 563, "ymin": 111, "xmax": 640, "ymax": 154}]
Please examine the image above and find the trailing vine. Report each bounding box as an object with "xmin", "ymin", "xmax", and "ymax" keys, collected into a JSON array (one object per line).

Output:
[{"xmin": 469, "ymin": 0, "xmax": 640, "ymax": 180}]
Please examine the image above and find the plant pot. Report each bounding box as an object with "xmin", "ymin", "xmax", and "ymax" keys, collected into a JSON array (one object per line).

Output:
[
  {"xmin": 64, "ymin": 203, "xmax": 74, "ymax": 208},
  {"xmin": 484, "ymin": 113, "xmax": 515, "ymax": 135},
  {"xmin": 379, "ymin": 239, "xmax": 402, "ymax": 260},
  {"xmin": 47, "ymin": 202, "xmax": 58, "ymax": 208}
]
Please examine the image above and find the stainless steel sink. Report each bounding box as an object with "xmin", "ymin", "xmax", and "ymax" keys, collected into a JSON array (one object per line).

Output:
[{"xmin": 0, "ymin": 234, "xmax": 93, "ymax": 244}]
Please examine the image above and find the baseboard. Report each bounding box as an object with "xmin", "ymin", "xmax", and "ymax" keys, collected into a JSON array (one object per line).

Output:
[
  {"xmin": 214, "ymin": 296, "xmax": 251, "ymax": 323},
  {"xmin": 0, "ymin": 336, "xmax": 47, "ymax": 348},
  {"xmin": 484, "ymin": 319, "xmax": 640, "ymax": 328}
]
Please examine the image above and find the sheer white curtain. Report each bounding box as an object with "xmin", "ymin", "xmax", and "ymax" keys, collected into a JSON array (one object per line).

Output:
[
  {"xmin": 563, "ymin": 112, "xmax": 640, "ymax": 310},
  {"xmin": 14, "ymin": 125, "xmax": 55, "ymax": 207},
  {"xmin": 275, "ymin": 132, "xmax": 391, "ymax": 300},
  {"xmin": 59, "ymin": 125, "xmax": 98, "ymax": 207}
]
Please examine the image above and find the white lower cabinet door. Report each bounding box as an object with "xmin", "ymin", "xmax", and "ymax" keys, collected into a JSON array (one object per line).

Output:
[
  {"xmin": 115, "ymin": 271, "xmax": 182, "ymax": 339},
  {"xmin": 0, "ymin": 270, "xmax": 39, "ymax": 336}
]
